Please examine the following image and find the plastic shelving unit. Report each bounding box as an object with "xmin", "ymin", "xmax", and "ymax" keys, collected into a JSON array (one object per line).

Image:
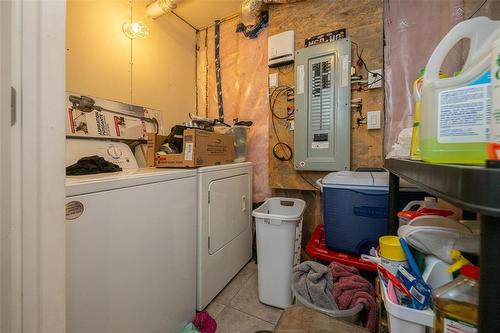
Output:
[{"xmin": 385, "ymin": 158, "xmax": 500, "ymax": 333}]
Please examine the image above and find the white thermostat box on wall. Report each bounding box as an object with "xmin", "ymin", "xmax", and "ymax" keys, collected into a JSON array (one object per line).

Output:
[{"xmin": 268, "ymin": 31, "xmax": 295, "ymax": 68}]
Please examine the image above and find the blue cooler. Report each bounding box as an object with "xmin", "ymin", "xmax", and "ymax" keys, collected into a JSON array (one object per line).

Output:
[{"xmin": 321, "ymin": 171, "xmax": 390, "ymax": 255}]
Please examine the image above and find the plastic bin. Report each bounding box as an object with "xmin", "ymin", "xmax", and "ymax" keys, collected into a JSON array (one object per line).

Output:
[
  {"xmin": 380, "ymin": 281, "xmax": 434, "ymax": 333},
  {"xmin": 252, "ymin": 198, "xmax": 306, "ymax": 309},
  {"xmin": 291, "ymin": 281, "xmax": 364, "ymax": 324}
]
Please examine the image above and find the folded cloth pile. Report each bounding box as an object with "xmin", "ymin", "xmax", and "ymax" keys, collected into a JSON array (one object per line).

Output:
[
  {"xmin": 66, "ymin": 155, "xmax": 122, "ymax": 175},
  {"xmin": 329, "ymin": 261, "xmax": 377, "ymax": 332},
  {"xmin": 292, "ymin": 261, "xmax": 338, "ymax": 310}
]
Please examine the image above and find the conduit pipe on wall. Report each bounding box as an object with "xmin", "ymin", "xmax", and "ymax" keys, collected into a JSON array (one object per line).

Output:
[
  {"xmin": 146, "ymin": 0, "xmax": 180, "ymax": 19},
  {"xmin": 241, "ymin": 0, "xmax": 302, "ymax": 25}
]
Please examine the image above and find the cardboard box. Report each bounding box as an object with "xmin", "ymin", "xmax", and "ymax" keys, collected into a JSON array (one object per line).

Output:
[
  {"xmin": 148, "ymin": 128, "xmax": 235, "ymax": 168},
  {"xmin": 147, "ymin": 132, "xmax": 167, "ymax": 167}
]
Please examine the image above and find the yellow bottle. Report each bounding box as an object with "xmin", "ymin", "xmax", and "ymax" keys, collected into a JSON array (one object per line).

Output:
[
  {"xmin": 433, "ymin": 265, "xmax": 478, "ymax": 333},
  {"xmin": 410, "ymin": 68, "xmax": 447, "ymax": 160}
]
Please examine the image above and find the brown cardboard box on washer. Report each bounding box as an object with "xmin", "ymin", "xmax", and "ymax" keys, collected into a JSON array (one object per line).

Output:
[{"xmin": 147, "ymin": 128, "xmax": 235, "ymax": 168}]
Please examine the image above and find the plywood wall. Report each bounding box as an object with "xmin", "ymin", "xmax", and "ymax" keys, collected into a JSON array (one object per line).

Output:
[
  {"xmin": 66, "ymin": 0, "xmax": 197, "ymax": 131},
  {"xmin": 268, "ymin": 0, "xmax": 384, "ymax": 245},
  {"xmin": 268, "ymin": 0, "xmax": 384, "ymax": 190}
]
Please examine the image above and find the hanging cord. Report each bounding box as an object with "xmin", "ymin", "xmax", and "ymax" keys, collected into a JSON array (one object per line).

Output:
[
  {"xmin": 269, "ymin": 86, "xmax": 294, "ymax": 161},
  {"xmin": 351, "ymin": 41, "xmax": 384, "ymax": 90},
  {"xmin": 269, "ymin": 86, "xmax": 320, "ymax": 190},
  {"xmin": 468, "ymin": 0, "xmax": 488, "ymax": 19}
]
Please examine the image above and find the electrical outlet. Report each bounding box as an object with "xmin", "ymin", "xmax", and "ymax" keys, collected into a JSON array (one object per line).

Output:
[
  {"xmin": 269, "ymin": 73, "xmax": 278, "ymax": 88},
  {"xmin": 367, "ymin": 69, "xmax": 383, "ymax": 89},
  {"xmin": 367, "ymin": 111, "xmax": 381, "ymax": 129}
]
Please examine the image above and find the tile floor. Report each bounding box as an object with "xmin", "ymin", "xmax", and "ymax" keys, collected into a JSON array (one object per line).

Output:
[{"xmin": 205, "ymin": 259, "xmax": 283, "ymax": 333}]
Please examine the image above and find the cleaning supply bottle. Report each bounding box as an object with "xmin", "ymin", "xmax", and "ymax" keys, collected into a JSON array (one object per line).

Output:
[
  {"xmin": 433, "ymin": 265, "xmax": 479, "ymax": 333},
  {"xmin": 420, "ymin": 17, "xmax": 500, "ymax": 164},
  {"xmin": 447, "ymin": 249, "xmax": 471, "ymax": 273},
  {"xmin": 410, "ymin": 69, "xmax": 447, "ymax": 160},
  {"xmin": 410, "ymin": 68, "xmax": 426, "ymax": 160},
  {"xmin": 490, "ymin": 37, "xmax": 500, "ymax": 160}
]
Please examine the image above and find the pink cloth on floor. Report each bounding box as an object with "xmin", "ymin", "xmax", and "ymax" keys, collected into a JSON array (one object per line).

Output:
[
  {"xmin": 193, "ymin": 311, "xmax": 217, "ymax": 333},
  {"xmin": 329, "ymin": 261, "xmax": 377, "ymax": 332}
]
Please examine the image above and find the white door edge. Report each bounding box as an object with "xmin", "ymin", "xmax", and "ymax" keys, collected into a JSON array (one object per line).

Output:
[{"xmin": 0, "ymin": 1, "xmax": 66, "ymax": 333}]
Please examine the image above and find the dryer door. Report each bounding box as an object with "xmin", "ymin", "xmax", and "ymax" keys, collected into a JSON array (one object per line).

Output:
[{"xmin": 208, "ymin": 174, "xmax": 251, "ymax": 254}]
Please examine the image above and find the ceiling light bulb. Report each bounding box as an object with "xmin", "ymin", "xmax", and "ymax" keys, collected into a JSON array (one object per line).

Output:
[
  {"xmin": 132, "ymin": 23, "xmax": 141, "ymax": 33},
  {"xmin": 122, "ymin": 21, "xmax": 149, "ymax": 39}
]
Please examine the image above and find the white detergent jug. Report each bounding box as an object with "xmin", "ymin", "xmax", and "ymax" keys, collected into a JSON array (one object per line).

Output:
[{"xmin": 420, "ymin": 17, "xmax": 500, "ymax": 164}]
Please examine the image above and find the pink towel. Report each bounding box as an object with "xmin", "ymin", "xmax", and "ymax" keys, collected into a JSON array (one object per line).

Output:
[
  {"xmin": 193, "ymin": 311, "xmax": 217, "ymax": 333},
  {"xmin": 329, "ymin": 261, "xmax": 377, "ymax": 332}
]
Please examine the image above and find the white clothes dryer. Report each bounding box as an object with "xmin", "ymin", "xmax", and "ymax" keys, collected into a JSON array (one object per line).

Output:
[{"xmin": 196, "ymin": 162, "xmax": 253, "ymax": 310}]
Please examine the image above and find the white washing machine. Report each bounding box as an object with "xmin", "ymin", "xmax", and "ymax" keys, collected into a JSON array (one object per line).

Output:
[
  {"xmin": 66, "ymin": 139, "xmax": 197, "ymax": 333},
  {"xmin": 197, "ymin": 162, "xmax": 253, "ymax": 310}
]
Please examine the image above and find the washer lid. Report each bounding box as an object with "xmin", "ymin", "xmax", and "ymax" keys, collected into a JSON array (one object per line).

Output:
[{"xmin": 66, "ymin": 168, "xmax": 196, "ymax": 196}]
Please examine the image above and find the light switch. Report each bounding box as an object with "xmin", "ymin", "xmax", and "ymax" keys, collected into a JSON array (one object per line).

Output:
[
  {"xmin": 269, "ymin": 73, "xmax": 278, "ymax": 88},
  {"xmin": 367, "ymin": 111, "xmax": 381, "ymax": 129}
]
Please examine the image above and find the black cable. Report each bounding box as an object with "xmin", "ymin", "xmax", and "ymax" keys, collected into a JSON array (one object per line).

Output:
[
  {"xmin": 359, "ymin": 76, "xmax": 384, "ymax": 91},
  {"xmin": 170, "ymin": 10, "xmax": 198, "ymax": 31},
  {"xmin": 468, "ymin": 0, "xmax": 488, "ymax": 19},
  {"xmin": 273, "ymin": 142, "xmax": 293, "ymax": 161},
  {"xmin": 352, "ymin": 41, "xmax": 384, "ymax": 80},
  {"xmin": 270, "ymin": 86, "xmax": 295, "ymax": 120},
  {"xmin": 268, "ymin": 85, "xmax": 320, "ymax": 190},
  {"xmin": 269, "ymin": 86, "xmax": 294, "ymax": 161}
]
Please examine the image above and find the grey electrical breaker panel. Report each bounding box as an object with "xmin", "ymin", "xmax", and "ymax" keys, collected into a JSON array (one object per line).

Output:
[{"xmin": 294, "ymin": 39, "xmax": 351, "ymax": 171}]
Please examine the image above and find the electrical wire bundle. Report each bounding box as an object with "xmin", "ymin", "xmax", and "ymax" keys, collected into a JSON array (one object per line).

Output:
[
  {"xmin": 269, "ymin": 85, "xmax": 294, "ymax": 162},
  {"xmin": 269, "ymin": 85, "xmax": 320, "ymax": 190},
  {"xmin": 352, "ymin": 41, "xmax": 384, "ymax": 90}
]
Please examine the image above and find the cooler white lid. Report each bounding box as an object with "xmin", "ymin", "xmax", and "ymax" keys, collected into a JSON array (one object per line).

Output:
[
  {"xmin": 322, "ymin": 171, "xmax": 388, "ymax": 189},
  {"xmin": 372, "ymin": 171, "xmax": 390, "ymax": 187}
]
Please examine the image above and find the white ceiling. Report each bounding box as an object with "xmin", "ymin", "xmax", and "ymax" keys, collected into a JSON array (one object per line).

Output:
[{"xmin": 174, "ymin": 0, "xmax": 243, "ymax": 29}]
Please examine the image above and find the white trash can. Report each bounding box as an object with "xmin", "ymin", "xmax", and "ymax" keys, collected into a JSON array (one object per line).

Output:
[{"xmin": 252, "ymin": 198, "xmax": 306, "ymax": 309}]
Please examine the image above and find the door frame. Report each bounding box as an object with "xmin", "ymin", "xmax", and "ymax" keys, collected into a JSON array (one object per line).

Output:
[{"xmin": 1, "ymin": 1, "xmax": 66, "ymax": 332}]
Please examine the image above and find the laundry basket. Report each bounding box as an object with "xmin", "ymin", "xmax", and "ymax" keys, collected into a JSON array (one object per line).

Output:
[
  {"xmin": 252, "ymin": 198, "xmax": 306, "ymax": 309},
  {"xmin": 291, "ymin": 282, "xmax": 364, "ymax": 324}
]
